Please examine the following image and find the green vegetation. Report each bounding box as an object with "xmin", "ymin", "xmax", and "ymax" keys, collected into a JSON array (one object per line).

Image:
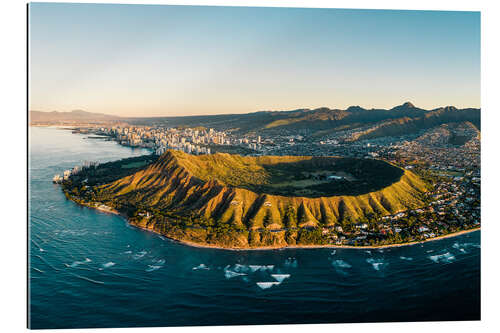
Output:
[
  {"xmin": 121, "ymin": 160, "xmax": 149, "ymax": 169},
  {"xmin": 172, "ymin": 152, "xmax": 405, "ymax": 197},
  {"xmin": 61, "ymin": 150, "xmax": 430, "ymax": 249}
]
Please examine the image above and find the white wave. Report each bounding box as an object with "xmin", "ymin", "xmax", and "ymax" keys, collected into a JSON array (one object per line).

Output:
[
  {"xmin": 247, "ymin": 264, "xmax": 274, "ymax": 272},
  {"xmin": 399, "ymin": 256, "xmax": 413, "ymax": 261},
  {"xmin": 146, "ymin": 265, "xmax": 162, "ymax": 272},
  {"xmin": 123, "ymin": 250, "xmax": 132, "ymax": 254},
  {"xmin": 332, "ymin": 260, "xmax": 352, "ymax": 269},
  {"xmin": 453, "ymin": 242, "xmax": 480, "ymax": 250},
  {"xmin": 256, "ymin": 282, "xmax": 281, "ymax": 290},
  {"xmin": 133, "ymin": 251, "xmax": 147, "ymax": 260},
  {"xmin": 331, "ymin": 250, "xmax": 336, "ymax": 255},
  {"xmin": 366, "ymin": 258, "xmax": 385, "ymax": 271},
  {"xmin": 153, "ymin": 259, "xmax": 165, "ymax": 265},
  {"xmin": 249, "ymin": 265, "xmax": 262, "ymax": 272},
  {"xmin": 225, "ymin": 270, "xmax": 247, "ymax": 279},
  {"xmin": 271, "ymin": 274, "xmax": 290, "ymax": 283},
  {"xmin": 365, "ymin": 250, "xmax": 372, "ymax": 255},
  {"xmin": 68, "ymin": 258, "xmax": 92, "ymax": 268},
  {"xmin": 102, "ymin": 262, "xmax": 115, "ymax": 268},
  {"xmin": 193, "ymin": 264, "xmax": 209, "ymax": 271},
  {"xmin": 429, "ymin": 252, "xmax": 456, "ymax": 264}
]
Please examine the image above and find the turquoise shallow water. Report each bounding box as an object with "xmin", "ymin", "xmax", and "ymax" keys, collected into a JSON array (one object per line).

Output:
[{"xmin": 28, "ymin": 127, "xmax": 480, "ymax": 329}]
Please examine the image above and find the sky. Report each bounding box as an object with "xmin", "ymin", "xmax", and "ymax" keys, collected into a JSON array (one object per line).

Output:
[{"xmin": 29, "ymin": 3, "xmax": 480, "ymax": 117}]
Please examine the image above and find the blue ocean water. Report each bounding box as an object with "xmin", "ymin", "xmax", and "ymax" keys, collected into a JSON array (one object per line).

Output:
[{"xmin": 28, "ymin": 127, "xmax": 480, "ymax": 329}]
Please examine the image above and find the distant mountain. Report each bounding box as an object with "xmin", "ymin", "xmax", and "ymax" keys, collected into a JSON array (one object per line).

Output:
[
  {"xmin": 30, "ymin": 103, "xmax": 480, "ymax": 140},
  {"xmin": 348, "ymin": 106, "xmax": 480, "ymax": 142},
  {"xmin": 412, "ymin": 121, "xmax": 480, "ymax": 147},
  {"xmin": 126, "ymin": 102, "xmax": 480, "ymax": 138},
  {"xmin": 30, "ymin": 110, "xmax": 121, "ymax": 124}
]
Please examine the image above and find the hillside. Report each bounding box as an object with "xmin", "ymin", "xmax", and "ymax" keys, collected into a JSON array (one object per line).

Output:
[
  {"xmin": 65, "ymin": 150, "xmax": 430, "ymax": 249},
  {"xmin": 348, "ymin": 107, "xmax": 480, "ymax": 142},
  {"xmin": 413, "ymin": 121, "xmax": 480, "ymax": 147},
  {"xmin": 125, "ymin": 102, "xmax": 480, "ymax": 137}
]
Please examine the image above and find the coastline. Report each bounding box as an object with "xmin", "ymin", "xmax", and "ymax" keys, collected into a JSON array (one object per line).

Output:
[
  {"xmin": 145, "ymin": 227, "xmax": 481, "ymax": 251},
  {"xmin": 74, "ymin": 197, "xmax": 480, "ymax": 251}
]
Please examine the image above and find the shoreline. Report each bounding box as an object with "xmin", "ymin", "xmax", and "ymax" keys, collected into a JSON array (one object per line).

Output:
[{"xmin": 76, "ymin": 198, "xmax": 480, "ymax": 251}]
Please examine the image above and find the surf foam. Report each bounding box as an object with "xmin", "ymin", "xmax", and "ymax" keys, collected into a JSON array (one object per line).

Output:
[
  {"xmin": 102, "ymin": 262, "xmax": 115, "ymax": 268},
  {"xmin": 366, "ymin": 258, "xmax": 385, "ymax": 271},
  {"xmin": 429, "ymin": 252, "xmax": 455, "ymax": 263},
  {"xmin": 271, "ymin": 274, "xmax": 290, "ymax": 283},
  {"xmin": 256, "ymin": 282, "xmax": 281, "ymax": 290}
]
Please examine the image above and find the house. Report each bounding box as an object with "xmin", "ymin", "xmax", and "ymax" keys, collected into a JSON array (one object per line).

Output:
[{"xmin": 418, "ymin": 226, "xmax": 429, "ymax": 233}]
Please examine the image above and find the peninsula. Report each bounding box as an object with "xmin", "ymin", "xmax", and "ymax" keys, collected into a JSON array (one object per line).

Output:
[{"xmin": 55, "ymin": 150, "xmax": 478, "ymax": 249}]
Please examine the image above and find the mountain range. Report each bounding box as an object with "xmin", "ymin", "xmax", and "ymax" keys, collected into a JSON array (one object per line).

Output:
[
  {"xmin": 30, "ymin": 110, "xmax": 121, "ymax": 124},
  {"xmin": 126, "ymin": 102, "xmax": 481, "ymax": 139},
  {"xmin": 30, "ymin": 103, "xmax": 480, "ymax": 141}
]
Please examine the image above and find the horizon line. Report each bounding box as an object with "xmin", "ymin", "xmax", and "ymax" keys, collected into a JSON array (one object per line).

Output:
[{"xmin": 29, "ymin": 101, "xmax": 482, "ymax": 118}]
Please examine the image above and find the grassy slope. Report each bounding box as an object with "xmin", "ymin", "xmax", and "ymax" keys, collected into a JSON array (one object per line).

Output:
[{"xmin": 96, "ymin": 151, "xmax": 429, "ymax": 248}]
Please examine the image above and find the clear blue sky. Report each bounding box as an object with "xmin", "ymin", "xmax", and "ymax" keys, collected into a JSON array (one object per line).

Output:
[{"xmin": 29, "ymin": 3, "xmax": 480, "ymax": 116}]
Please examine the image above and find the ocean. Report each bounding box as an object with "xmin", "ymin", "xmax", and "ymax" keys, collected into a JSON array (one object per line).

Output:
[{"xmin": 28, "ymin": 126, "xmax": 480, "ymax": 329}]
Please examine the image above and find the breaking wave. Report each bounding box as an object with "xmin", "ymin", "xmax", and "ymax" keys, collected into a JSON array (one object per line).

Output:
[
  {"xmin": 366, "ymin": 258, "xmax": 386, "ymax": 271},
  {"xmin": 224, "ymin": 270, "xmax": 247, "ymax": 279},
  {"xmin": 429, "ymin": 252, "xmax": 456, "ymax": 264},
  {"xmin": 146, "ymin": 265, "xmax": 162, "ymax": 272},
  {"xmin": 256, "ymin": 282, "xmax": 281, "ymax": 290},
  {"xmin": 271, "ymin": 274, "xmax": 290, "ymax": 283},
  {"xmin": 67, "ymin": 258, "xmax": 92, "ymax": 268},
  {"xmin": 193, "ymin": 264, "xmax": 209, "ymax": 271},
  {"xmin": 332, "ymin": 260, "xmax": 352, "ymax": 269},
  {"xmin": 133, "ymin": 251, "xmax": 147, "ymax": 260}
]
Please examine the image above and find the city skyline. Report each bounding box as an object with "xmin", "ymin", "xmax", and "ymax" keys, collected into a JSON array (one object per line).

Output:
[{"xmin": 29, "ymin": 3, "xmax": 480, "ymax": 117}]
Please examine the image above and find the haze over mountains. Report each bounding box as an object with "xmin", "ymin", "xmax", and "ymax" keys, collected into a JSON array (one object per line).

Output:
[
  {"xmin": 30, "ymin": 110, "xmax": 121, "ymax": 123},
  {"xmin": 30, "ymin": 102, "xmax": 480, "ymax": 141}
]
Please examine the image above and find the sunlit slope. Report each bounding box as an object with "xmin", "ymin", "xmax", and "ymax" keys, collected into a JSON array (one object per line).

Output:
[{"xmin": 97, "ymin": 150, "xmax": 429, "ymax": 233}]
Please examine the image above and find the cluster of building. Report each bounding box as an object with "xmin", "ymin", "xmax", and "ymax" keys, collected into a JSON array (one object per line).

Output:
[
  {"xmin": 53, "ymin": 161, "xmax": 99, "ymax": 183},
  {"xmin": 91, "ymin": 126, "xmax": 271, "ymax": 156}
]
